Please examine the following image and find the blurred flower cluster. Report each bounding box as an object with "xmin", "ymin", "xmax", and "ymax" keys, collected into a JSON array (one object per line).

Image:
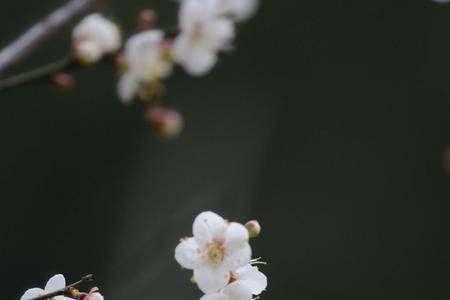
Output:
[
  {"xmin": 69, "ymin": 0, "xmax": 259, "ymax": 138},
  {"xmin": 175, "ymin": 211, "xmax": 267, "ymax": 300}
]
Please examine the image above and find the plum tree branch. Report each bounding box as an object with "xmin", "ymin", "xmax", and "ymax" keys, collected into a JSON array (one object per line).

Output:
[{"xmin": 0, "ymin": 0, "xmax": 104, "ymax": 76}]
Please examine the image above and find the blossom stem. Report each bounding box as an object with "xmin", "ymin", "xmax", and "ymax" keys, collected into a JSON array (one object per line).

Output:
[
  {"xmin": 0, "ymin": 58, "xmax": 76, "ymax": 93},
  {"xmin": 0, "ymin": 0, "xmax": 105, "ymax": 76},
  {"xmin": 22, "ymin": 274, "xmax": 94, "ymax": 300}
]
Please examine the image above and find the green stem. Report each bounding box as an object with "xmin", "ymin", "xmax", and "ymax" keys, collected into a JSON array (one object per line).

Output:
[{"xmin": 0, "ymin": 58, "xmax": 76, "ymax": 93}]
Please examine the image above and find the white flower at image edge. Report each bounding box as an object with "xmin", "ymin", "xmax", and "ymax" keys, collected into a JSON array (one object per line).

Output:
[
  {"xmin": 118, "ymin": 30, "xmax": 173, "ymax": 103},
  {"xmin": 200, "ymin": 265, "xmax": 267, "ymax": 300},
  {"xmin": 175, "ymin": 211, "xmax": 252, "ymax": 293},
  {"xmin": 173, "ymin": 0, "xmax": 234, "ymax": 76},
  {"xmin": 73, "ymin": 13, "xmax": 121, "ymax": 64},
  {"xmin": 21, "ymin": 274, "xmax": 72, "ymax": 300}
]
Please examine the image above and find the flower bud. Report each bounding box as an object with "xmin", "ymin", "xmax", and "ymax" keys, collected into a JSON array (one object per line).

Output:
[
  {"xmin": 50, "ymin": 72, "xmax": 75, "ymax": 91},
  {"xmin": 145, "ymin": 106, "xmax": 184, "ymax": 138},
  {"xmin": 138, "ymin": 9, "xmax": 157, "ymax": 31},
  {"xmin": 74, "ymin": 40, "xmax": 103, "ymax": 64},
  {"xmin": 245, "ymin": 220, "xmax": 261, "ymax": 238}
]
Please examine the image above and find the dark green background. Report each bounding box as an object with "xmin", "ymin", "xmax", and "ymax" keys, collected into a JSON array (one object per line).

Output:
[{"xmin": 0, "ymin": 0, "xmax": 449, "ymax": 299}]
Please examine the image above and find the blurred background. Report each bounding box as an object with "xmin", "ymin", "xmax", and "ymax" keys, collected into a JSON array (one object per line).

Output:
[{"xmin": 0, "ymin": 0, "xmax": 449, "ymax": 299}]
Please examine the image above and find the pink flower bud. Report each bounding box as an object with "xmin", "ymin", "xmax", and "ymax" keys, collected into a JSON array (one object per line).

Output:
[
  {"xmin": 50, "ymin": 73, "xmax": 75, "ymax": 91},
  {"xmin": 144, "ymin": 106, "xmax": 184, "ymax": 138},
  {"xmin": 245, "ymin": 220, "xmax": 261, "ymax": 238},
  {"xmin": 138, "ymin": 9, "xmax": 157, "ymax": 31}
]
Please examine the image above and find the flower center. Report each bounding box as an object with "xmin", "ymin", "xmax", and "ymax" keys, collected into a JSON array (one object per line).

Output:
[{"xmin": 207, "ymin": 241, "xmax": 225, "ymax": 264}]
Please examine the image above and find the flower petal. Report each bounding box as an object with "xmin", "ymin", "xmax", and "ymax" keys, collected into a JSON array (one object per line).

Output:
[
  {"xmin": 21, "ymin": 288, "xmax": 44, "ymax": 300},
  {"xmin": 199, "ymin": 293, "xmax": 228, "ymax": 300},
  {"xmin": 225, "ymin": 222, "xmax": 249, "ymax": 246},
  {"xmin": 117, "ymin": 72, "xmax": 139, "ymax": 104},
  {"xmin": 193, "ymin": 211, "xmax": 227, "ymax": 245},
  {"xmin": 224, "ymin": 242, "xmax": 251, "ymax": 271},
  {"xmin": 194, "ymin": 265, "xmax": 230, "ymax": 294},
  {"xmin": 45, "ymin": 274, "xmax": 65, "ymax": 292},
  {"xmin": 236, "ymin": 265, "xmax": 267, "ymax": 295},
  {"xmin": 175, "ymin": 237, "xmax": 203, "ymax": 269},
  {"xmin": 222, "ymin": 281, "xmax": 252, "ymax": 300},
  {"xmin": 223, "ymin": 223, "xmax": 251, "ymax": 270},
  {"xmin": 173, "ymin": 34, "xmax": 218, "ymax": 77}
]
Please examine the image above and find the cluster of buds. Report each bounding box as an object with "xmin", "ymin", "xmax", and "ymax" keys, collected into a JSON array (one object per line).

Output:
[{"xmin": 175, "ymin": 211, "xmax": 267, "ymax": 300}]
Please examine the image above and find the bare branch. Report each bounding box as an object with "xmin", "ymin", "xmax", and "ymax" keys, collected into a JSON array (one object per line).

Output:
[{"xmin": 0, "ymin": 0, "xmax": 102, "ymax": 76}]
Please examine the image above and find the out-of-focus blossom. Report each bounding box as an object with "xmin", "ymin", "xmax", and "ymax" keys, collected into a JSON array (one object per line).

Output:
[
  {"xmin": 173, "ymin": 0, "xmax": 234, "ymax": 76},
  {"xmin": 73, "ymin": 14, "xmax": 121, "ymax": 64},
  {"xmin": 117, "ymin": 30, "xmax": 173, "ymax": 103},
  {"xmin": 175, "ymin": 211, "xmax": 252, "ymax": 293},
  {"xmin": 199, "ymin": 265, "xmax": 267, "ymax": 300},
  {"xmin": 20, "ymin": 274, "xmax": 72, "ymax": 300},
  {"xmin": 145, "ymin": 106, "xmax": 184, "ymax": 138}
]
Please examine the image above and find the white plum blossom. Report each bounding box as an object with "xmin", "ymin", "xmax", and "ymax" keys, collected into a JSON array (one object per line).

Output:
[
  {"xmin": 20, "ymin": 274, "xmax": 72, "ymax": 300},
  {"xmin": 200, "ymin": 264, "xmax": 267, "ymax": 300},
  {"xmin": 173, "ymin": 0, "xmax": 234, "ymax": 76},
  {"xmin": 213, "ymin": 0, "xmax": 259, "ymax": 21},
  {"xmin": 73, "ymin": 14, "xmax": 121, "ymax": 64},
  {"xmin": 117, "ymin": 30, "xmax": 173, "ymax": 103},
  {"xmin": 175, "ymin": 211, "xmax": 252, "ymax": 294}
]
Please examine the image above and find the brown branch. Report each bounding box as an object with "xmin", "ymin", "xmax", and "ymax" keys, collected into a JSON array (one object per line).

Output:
[
  {"xmin": 0, "ymin": 0, "xmax": 103, "ymax": 76},
  {"xmin": 23, "ymin": 274, "xmax": 94, "ymax": 300}
]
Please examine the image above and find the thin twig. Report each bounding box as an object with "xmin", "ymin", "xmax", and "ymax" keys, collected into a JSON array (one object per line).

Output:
[
  {"xmin": 0, "ymin": 58, "xmax": 75, "ymax": 93},
  {"xmin": 0, "ymin": 0, "xmax": 102, "ymax": 76},
  {"xmin": 24, "ymin": 274, "xmax": 94, "ymax": 300}
]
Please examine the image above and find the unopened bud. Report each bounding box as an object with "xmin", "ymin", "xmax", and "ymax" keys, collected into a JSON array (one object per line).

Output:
[
  {"xmin": 74, "ymin": 40, "xmax": 103, "ymax": 64},
  {"xmin": 51, "ymin": 73, "xmax": 75, "ymax": 91},
  {"xmin": 245, "ymin": 220, "xmax": 261, "ymax": 238},
  {"xmin": 145, "ymin": 106, "xmax": 184, "ymax": 138},
  {"xmin": 138, "ymin": 9, "xmax": 157, "ymax": 31}
]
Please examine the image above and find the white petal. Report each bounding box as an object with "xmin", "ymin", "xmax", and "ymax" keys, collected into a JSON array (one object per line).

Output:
[
  {"xmin": 193, "ymin": 211, "xmax": 227, "ymax": 245},
  {"xmin": 73, "ymin": 14, "xmax": 121, "ymax": 53},
  {"xmin": 194, "ymin": 265, "xmax": 230, "ymax": 294},
  {"xmin": 225, "ymin": 222, "xmax": 249, "ymax": 246},
  {"xmin": 236, "ymin": 265, "xmax": 267, "ymax": 295},
  {"xmin": 45, "ymin": 274, "xmax": 65, "ymax": 292},
  {"xmin": 117, "ymin": 72, "xmax": 139, "ymax": 104},
  {"xmin": 173, "ymin": 35, "xmax": 218, "ymax": 76},
  {"xmin": 75, "ymin": 40, "xmax": 103, "ymax": 64},
  {"xmin": 222, "ymin": 281, "xmax": 252, "ymax": 300},
  {"xmin": 21, "ymin": 288, "xmax": 44, "ymax": 300},
  {"xmin": 223, "ymin": 243, "xmax": 251, "ymax": 271},
  {"xmin": 223, "ymin": 223, "xmax": 251, "ymax": 269},
  {"xmin": 199, "ymin": 293, "xmax": 228, "ymax": 300},
  {"xmin": 175, "ymin": 237, "xmax": 203, "ymax": 269},
  {"xmin": 203, "ymin": 18, "xmax": 234, "ymax": 51}
]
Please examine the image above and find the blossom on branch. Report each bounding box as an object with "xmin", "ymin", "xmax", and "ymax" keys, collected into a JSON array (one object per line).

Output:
[
  {"xmin": 175, "ymin": 211, "xmax": 252, "ymax": 293},
  {"xmin": 72, "ymin": 14, "xmax": 122, "ymax": 64},
  {"xmin": 200, "ymin": 264, "xmax": 267, "ymax": 300},
  {"xmin": 20, "ymin": 274, "xmax": 72, "ymax": 300},
  {"xmin": 173, "ymin": 0, "xmax": 235, "ymax": 76},
  {"xmin": 117, "ymin": 30, "xmax": 173, "ymax": 103}
]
